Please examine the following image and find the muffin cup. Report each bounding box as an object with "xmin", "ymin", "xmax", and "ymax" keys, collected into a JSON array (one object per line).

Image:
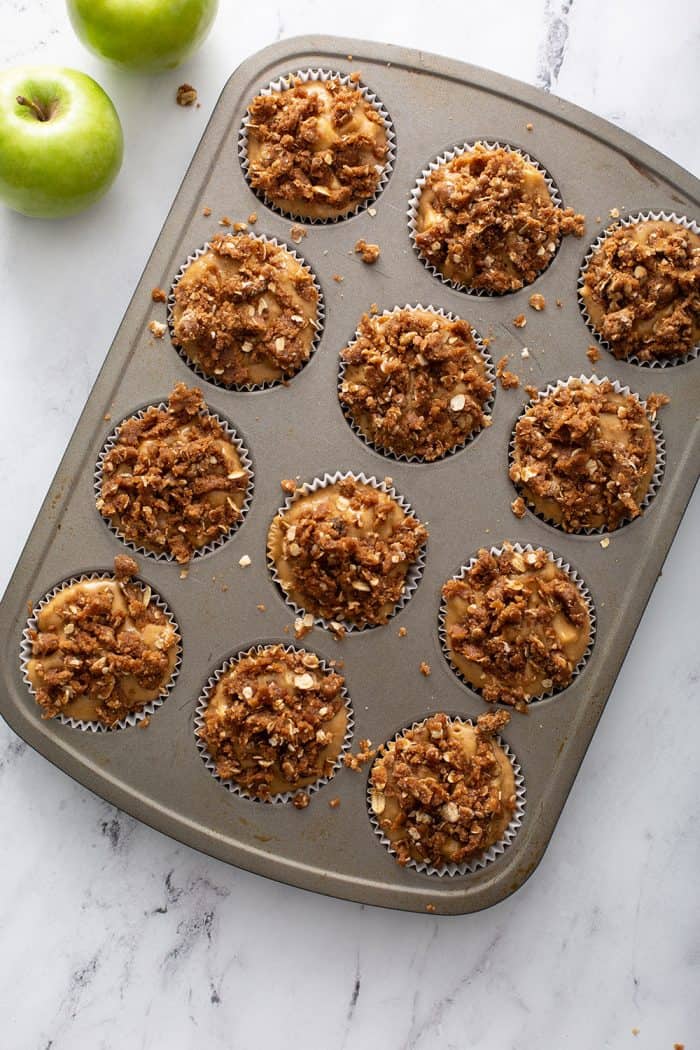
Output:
[
  {"xmin": 95, "ymin": 400, "xmax": 254, "ymax": 562},
  {"xmin": 20, "ymin": 573, "xmax": 182, "ymax": 732},
  {"xmin": 267, "ymin": 470, "xmax": 427, "ymax": 633},
  {"xmin": 239, "ymin": 67, "xmax": 396, "ymax": 224},
  {"xmin": 194, "ymin": 642, "xmax": 354, "ymax": 804},
  {"xmin": 367, "ymin": 715, "xmax": 526, "ymax": 876},
  {"xmin": 167, "ymin": 233, "xmax": 325, "ymax": 391},
  {"xmin": 337, "ymin": 304, "xmax": 496, "ymax": 463},
  {"xmin": 508, "ymin": 374, "xmax": 666, "ymax": 535},
  {"xmin": 577, "ymin": 210, "xmax": 700, "ymax": 368},
  {"xmin": 438, "ymin": 542, "xmax": 596, "ymax": 705},
  {"xmin": 408, "ymin": 140, "xmax": 564, "ymax": 295}
]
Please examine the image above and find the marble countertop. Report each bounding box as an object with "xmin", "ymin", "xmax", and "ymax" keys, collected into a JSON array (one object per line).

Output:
[{"xmin": 1, "ymin": 1, "xmax": 697, "ymax": 1047}]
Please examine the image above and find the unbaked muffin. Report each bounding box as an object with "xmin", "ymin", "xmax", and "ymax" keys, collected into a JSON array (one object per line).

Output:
[
  {"xmin": 245, "ymin": 74, "xmax": 388, "ymax": 219},
  {"xmin": 414, "ymin": 143, "xmax": 585, "ymax": 292},
  {"xmin": 580, "ymin": 218, "xmax": 700, "ymax": 362},
  {"xmin": 267, "ymin": 476, "xmax": 427, "ymax": 628},
  {"xmin": 25, "ymin": 555, "xmax": 179, "ymax": 726},
  {"xmin": 370, "ymin": 710, "xmax": 517, "ymax": 870},
  {"xmin": 97, "ymin": 383, "xmax": 250, "ymax": 563},
  {"xmin": 171, "ymin": 234, "xmax": 319, "ymax": 386},
  {"xmin": 442, "ymin": 543, "xmax": 591, "ymax": 708},
  {"xmin": 339, "ymin": 307, "xmax": 493, "ymax": 460},
  {"xmin": 197, "ymin": 644, "xmax": 348, "ymax": 799},
  {"xmin": 510, "ymin": 378, "xmax": 659, "ymax": 531}
]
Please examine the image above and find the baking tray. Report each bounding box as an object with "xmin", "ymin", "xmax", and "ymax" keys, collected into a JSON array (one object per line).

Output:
[{"xmin": 1, "ymin": 36, "xmax": 698, "ymax": 915}]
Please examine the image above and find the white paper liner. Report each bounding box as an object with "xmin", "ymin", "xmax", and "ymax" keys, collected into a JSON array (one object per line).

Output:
[
  {"xmin": 166, "ymin": 233, "xmax": 325, "ymax": 391},
  {"xmin": 266, "ymin": 471, "xmax": 427, "ymax": 633},
  {"xmin": 20, "ymin": 572, "xmax": 182, "ymax": 732},
  {"xmin": 577, "ymin": 211, "xmax": 700, "ymax": 368},
  {"xmin": 194, "ymin": 642, "xmax": 354, "ymax": 804},
  {"xmin": 508, "ymin": 374, "xmax": 666, "ymax": 535},
  {"xmin": 337, "ymin": 304, "xmax": 496, "ymax": 463},
  {"xmin": 367, "ymin": 715, "xmax": 526, "ymax": 877},
  {"xmin": 95, "ymin": 399, "xmax": 253, "ymax": 563},
  {"xmin": 239, "ymin": 68, "xmax": 396, "ymax": 224},
  {"xmin": 408, "ymin": 140, "xmax": 566, "ymax": 296},
  {"xmin": 438, "ymin": 542, "xmax": 596, "ymax": 705}
]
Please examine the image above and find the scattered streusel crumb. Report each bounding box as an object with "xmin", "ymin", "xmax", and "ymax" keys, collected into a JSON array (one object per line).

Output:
[
  {"xmin": 343, "ymin": 738, "xmax": 376, "ymax": 771},
  {"xmin": 511, "ymin": 496, "xmax": 526, "ymax": 519},
  {"xmin": 290, "ymin": 224, "xmax": 307, "ymax": 244},
  {"xmin": 521, "ymin": 347, "xmax": 530, "ymax": 358},
  {"xmin": 202, "ymin": 206, "xmax": 212, "ymax": 217},
  {"xmin": 524, "ymin": 384, "xmax": 539, "ymax": 399},
  {"xmin": 610, "ymin": 207, "xmax": 620, "ymax": 218},
  {"xmin": 513, "ymin": 314, "xmax": 527, "ymax": 328},
  {"xmin": 645, "ymin": 391, "xmax": 670, "ymax": 420},
  {"xmin": 293, "ymin": 612, "xmax": 314, "ymax": 640},
  {"xmin": 526, "ymin": 122, "xmax": 533, "ymax": 131},
  {"xmin": 248, "ymin": 212, "xmax": 258, "ymax": 224},
  {"xmin": 354, "ymin": 239, "xmax": 381, "ymax": 264},
  {"xmin": 103, "ymin": 413, "xmax": 111, "ymax": 422},
  {"xmin": 528, "ymin": 293, "xmax": 546, "ymax": 311},
  {"xmin": 587, "ymin": 344, "xmax": 602, "ymax": 364},
  {"xmin": 425, "ymin": 903, "xmax": 437, "ymax": 913},
  {"xmin": 280, "ymin": 478, "xmax": 297, "ymax": 494},
  {"xmin": 673, "ymin": 1044, "xmax": 684, "ymax": 1049},
  {"xmin": 148, "ymin": 320, "xmax": 166, "ymax": 339},
  {"xmin": 219, "ymin": 216, "xmax": 232, "ymax": 227},
  {"xmin": 179, "ymin": 568, "xmax": 189, "ymax": 579},
  {"xmin": 239, "ymin": 554, "xmax": 251, "ymax": 567},
  {"xmin": 328, "ymin": 797, "xmax": 341, "ymax": 809},
  {"xmin": 398, "ymin": 626, "xmax": 407, "ymax": 637},
  {"xmin": 138, "ymin": 717, "xmax": 151, "ymax": 729},
  {"xmin": 256, "ymin": 603, "xmax": 266, "ymax": 612},
  {"xmin": 332, "ymin": 273, "xmax": 344, "ymax": 283},
  {"xmin": 496, "ymin": 355, "xmax": 520, "ymax": 389},
  {"xmin": 556, "ymin": 298, "xmax": 563, "ymax": 308},
  {"xmin": 419, "ymin": 661, "xmax": 431, "ymax": 677},
  {"xmin": 293, "ymin": 792, "xmax": 310, "ymax": 809},
  {"xmin": 233, "ymin": 221, "xmax": 247, "ymax": 232},
  {"xmin": 176, "ymin": 83, "xmax": 198, "ymax": 107},
  {"xmin": 369, "ymin": 302, "xmax": 379, "ymax": 314},
  {"xmin": 367, "ymin": 207, "xmax": 377, "ymax": 217},
  {"xmin": 151, "ymin": 287, "xmax": 167, "ymax": 303},
  {"xmin": 631, "ymin": 1030, "xmax": 639, "ymax": 1037},
  {"xmin": 600, "ymin": 537, "xmax": 610, "ymax": 549}
]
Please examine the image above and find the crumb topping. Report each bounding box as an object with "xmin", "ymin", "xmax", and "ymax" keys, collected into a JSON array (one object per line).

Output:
[
  {"xmin": 339, "ymin": 308, "xmax": 493, "ymax": 460},
  {"xmin": 370, "ymin": 711, "xmax": 516, "ymax": 868},
  {"xmin": 246, "ymin": 77, "xmax": 388, "ymax": 219},
  {"xmin": 581, "ymin": 219, "xmax": 700, "ymax": 361},
  {"xmin": 510, "ymin": 378, "xmax": 658, "ymax": 531},
  {"xmin": 415, "ymin": 143, "xmax": 584, "ymax": 292},
  {"xmin": 171, "ymin": 234, "xmax": 319, "ymax": 386},
  {"xmin": 268, "ymin": 477, "xmax": 427, "ymax": 627},
  {"xmin": 98, "ymin": 383, "xmax": 249, "ymax": 563},
  {"xmin": 26, "ymin": 556, "xmax": 178, "ymax": 725},
  {"xmin": 442, "ymin": 544, "xmax": 590, "ymax": 707},
  {"xmin": 197, "ymin": 644, "xmax": 347, "ymax": 798}
]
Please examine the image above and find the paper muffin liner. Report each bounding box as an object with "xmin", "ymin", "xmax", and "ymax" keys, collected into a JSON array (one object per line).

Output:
[
  {"xmin": 577, "ymin": 210, "xmax": 700, "ymax": 368},
  {"xmin": 194, "ymin": 642, "xmax": 354, "ymax": 804},
  {"xmin": 508, "ymin": 374, "xmax": 666, "ymax": 535},
  {"xmin": 95, "ymin": 399, "xmax": 254, "ymax": 562},
  {"xmin": 438, "ymin": 542, "xmax": 596, "ymax": 706},
  {"xmin": 337, "ymin": 304, "xmax": 497, "ymax": 463},
  {"xmin": 239, "ymin": 68, "xmax": 396, "ymax": 224},
  {"xmin": 20, "ymin": 572, "xmax": 182, "ymax": 732},
  {"xmin": 408, "ymin": 140, "xmax": 566, "ymax": 296},
  {"xmin": 367, "ymin": 715, "xmax": 526, "ymax": 877},
  {"xmin": 266, "ymin": 470, "xmax": 427, "ymax": 633},
  {"xmin": 167, "ymin": 233, "xmax": 325, "ymax": 391}
]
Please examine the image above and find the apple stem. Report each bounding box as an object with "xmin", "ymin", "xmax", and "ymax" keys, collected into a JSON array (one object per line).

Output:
[{"xmin": 16, "ymin": 95, "xmax": 50, "ymax": 122}]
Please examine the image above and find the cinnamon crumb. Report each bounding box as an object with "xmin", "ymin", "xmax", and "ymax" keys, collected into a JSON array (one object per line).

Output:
[
  {"xmin": 419, "ymin": 661, "xmax": 431, "ymax": 676},
  {"xmin": 496, "ymin": 355, "xmax": 520, "ymax": 389},
  {"xmin": 513, "ymin": 314, "xmax": 527, "ymax": 328},
  {"xmin": 586, "ymin": 344, "xmax": 602, "ymax": 364},
  {"xmin": 176, "ymin": 83, "xmax": 198, "ymax": 107},
  {"xmin": 148, "ymin": 320, "xmax": 166, "ymax": 339},
  {"xmin": 528, "ymin": 293, "xmax": 546, "ymax": 311},
  {"xmin": 151, "ymin": 287, "xmax": 167, "ymax": 303},
  {"xmin": 354, "ymin": 239, "xmax": 381, "ymax": 264}
]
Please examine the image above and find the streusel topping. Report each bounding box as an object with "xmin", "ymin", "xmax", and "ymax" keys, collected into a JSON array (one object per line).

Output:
[
  {"xmin": 26, "ymin": 555, "xmax": 178, "ymax": 725},
  {"xmin": 370, "ymin": 710, "xmax": 516, "ymax": 869},
  {"xmin": 415, "ymin": 143, "xmax": 585, "ymax": 292},
  {"xmin": 171, "ymin": 234, "xmax": 319, "ymax": 386},
  {"xmin": 510, "ymin": 378, "xmax": 658, "ymax": 531},
  {"xmin": 267, "ymin": 477, "xmax": 427, "ymax": 627},
  {"xmin": 442, "ymin": 544, "xmax": 590, "ymax": 707},
  {"xmin": 339, "ymin": 308, "xmax": 493, "ymax": 460},
  {"xmin": 246, "ymin": 76, "xmax": 388, "ymax": 219},
  {"xmin": 197, "ymin": 644, "xmax": 347, "ymax": 799},
  {"xmin": 98, "ymin": 383, "xmax": 249, "ymax": 563},
  {"xmin": 580, "ymin": 219, "xmax": 700, "ymax": 361}
]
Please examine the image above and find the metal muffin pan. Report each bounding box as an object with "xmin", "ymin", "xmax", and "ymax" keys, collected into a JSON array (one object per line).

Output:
[{"xmin": 1, "ymin": 37, "xmax": 698, "ymax": 915}]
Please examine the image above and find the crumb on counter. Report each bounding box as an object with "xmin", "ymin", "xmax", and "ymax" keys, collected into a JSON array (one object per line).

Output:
[
  {"xmin": 496, "ymin": 355, "xmax": 520, "ymax": 389},
  {"xmin": 151, "ymin": 287, "xmax": 167, "ymax": 303},
  {"xmin": 513, "ymin": 314, "xmax": 527, "ymax": 328},
  {"xmin": 354, "ymin": 239, "xmax": 381, "ymax": 263},
  {"xmin": 528, "ymin": 293, "xmax": 546, "ymax": 311},
  {"xmin": 398, "ymin": 626, "xmax": 407, "ymax": 637},
  {"xmin": 419, "ymin": 661, "xmax": 431, "ymax": 677},
  {"xmin": 343, "ymin": 738, "xmax": 376, "ymax": 771},
  {"xmin": 219, "ymin": 216, "xmax": 232, "ymax": 227},
  {"xmin": 369, "ymin": 302, "xmax": 379, "ymax": 314},
  {"xmin": 176, "ymin": 83, "xmax": 198, "ymax": 107},
  {"xmin": 148, "ymin": 320, "xmax": 167, "ymax": 339},
  {"xmin": 248, "ymin": 212, "xmax": 258, "ymax": 224},
  {"xmin": 202, "ymin": 206, "xmax": 212, "ymax": 217},
  {"xmin": 587, "ymin": 345, "xmax": 602, "ymax": 364},
  {"xmin": 332, "ymin": 273, "xmax": 344, "ymax": 283}
]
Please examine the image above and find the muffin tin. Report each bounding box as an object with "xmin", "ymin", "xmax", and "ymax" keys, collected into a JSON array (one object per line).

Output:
[{"xmin": 1, "ymin": 37, "xmax": 698, "ymax": 914}]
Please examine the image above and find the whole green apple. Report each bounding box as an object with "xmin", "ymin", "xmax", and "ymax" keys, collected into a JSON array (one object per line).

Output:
[
  {"xmin": 0, "ymin": 67, "xmax": 123, "ymax": 218},
  {"xmin": 67, "ymin": 0, "xmax": 219, "ymax": 73}
]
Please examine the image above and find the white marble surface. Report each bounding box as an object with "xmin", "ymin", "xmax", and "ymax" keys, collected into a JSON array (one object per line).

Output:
[{"xmin": 1, "ymin": 2, "xmax": 698, "ymax": 1047}]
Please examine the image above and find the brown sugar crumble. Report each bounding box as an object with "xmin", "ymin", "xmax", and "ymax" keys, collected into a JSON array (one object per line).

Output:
[
  {"xmin": 581, "ymin": 219, "xmax": 700, "ymax": 361},
  {"xmin": 343, "ymin": 737, "xmax": 376, "ymax": 771},
  {"xmin": 496, "ymin": 355, "xmax": 520, "ymax": 390},
  {"xmin": 151, "ymin": 287, "xmax": 167, "ymax": 303},
  {"xmin": 443, "ymin": 544, "xmax": 590, "ymax": 707},
  {"xmin": 419, "ymin": 661, "xmax": 431, "ymax": 677},
  {"xmin": 370, "ymin": 711, "xmax": 516, "ymax": 868},
  {"xmin": 97, "ymin": 383, "xmax": 250, "ymax": 563},
  {"xmin": 171, "ymin": 233, "xmax": 319, "ymax": 387},
  {"xmin": 510, "ymin": 378, "xmax": 659, "ymax": 531},
  {"xmin": 268, "ymin": 477, "xmax": 427, "ymax": 628},
  {"xmin": 246, "ymin": 76, "xmax": 388, "ymax": 219},
  {"xmin": 339, "ymin": 307, "xmax": 494, "ymax": 460},
  {"xmin": 354, "ymin": 239, "xmax": 381, "ymax": 264},
  {"xmin": 148, "ymin": 320, "xmax": 166, "ymax": 339},
  {"xmin": 176, "ymin": 83, "xmax": 198, "ymax": 107},
  {"xmin": 586, "ymin": 344, "xmax": 602, "ymax": 364},
  {"xmin": 26, "ymin": 555, "xmax": 178, "ymax": 726},
  {"xmin": 198, "ymin": 645, "xmax": 347, "ymax": 800},
  {"xmin": 415, "ymin": 142, "xmax": 584, "ymax": 292},
  {"xmin": 528, "ymin": 293, "xmax": 546, "ymax": 311}
]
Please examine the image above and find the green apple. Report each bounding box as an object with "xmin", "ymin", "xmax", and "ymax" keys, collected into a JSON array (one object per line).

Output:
[
  {"xmin": 0, "ymin": 67, "xmax": 123, "ymax": 218},
  {"xmin": 67, "ymin": 0, "xmax": 219, "ymax": 73}
]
